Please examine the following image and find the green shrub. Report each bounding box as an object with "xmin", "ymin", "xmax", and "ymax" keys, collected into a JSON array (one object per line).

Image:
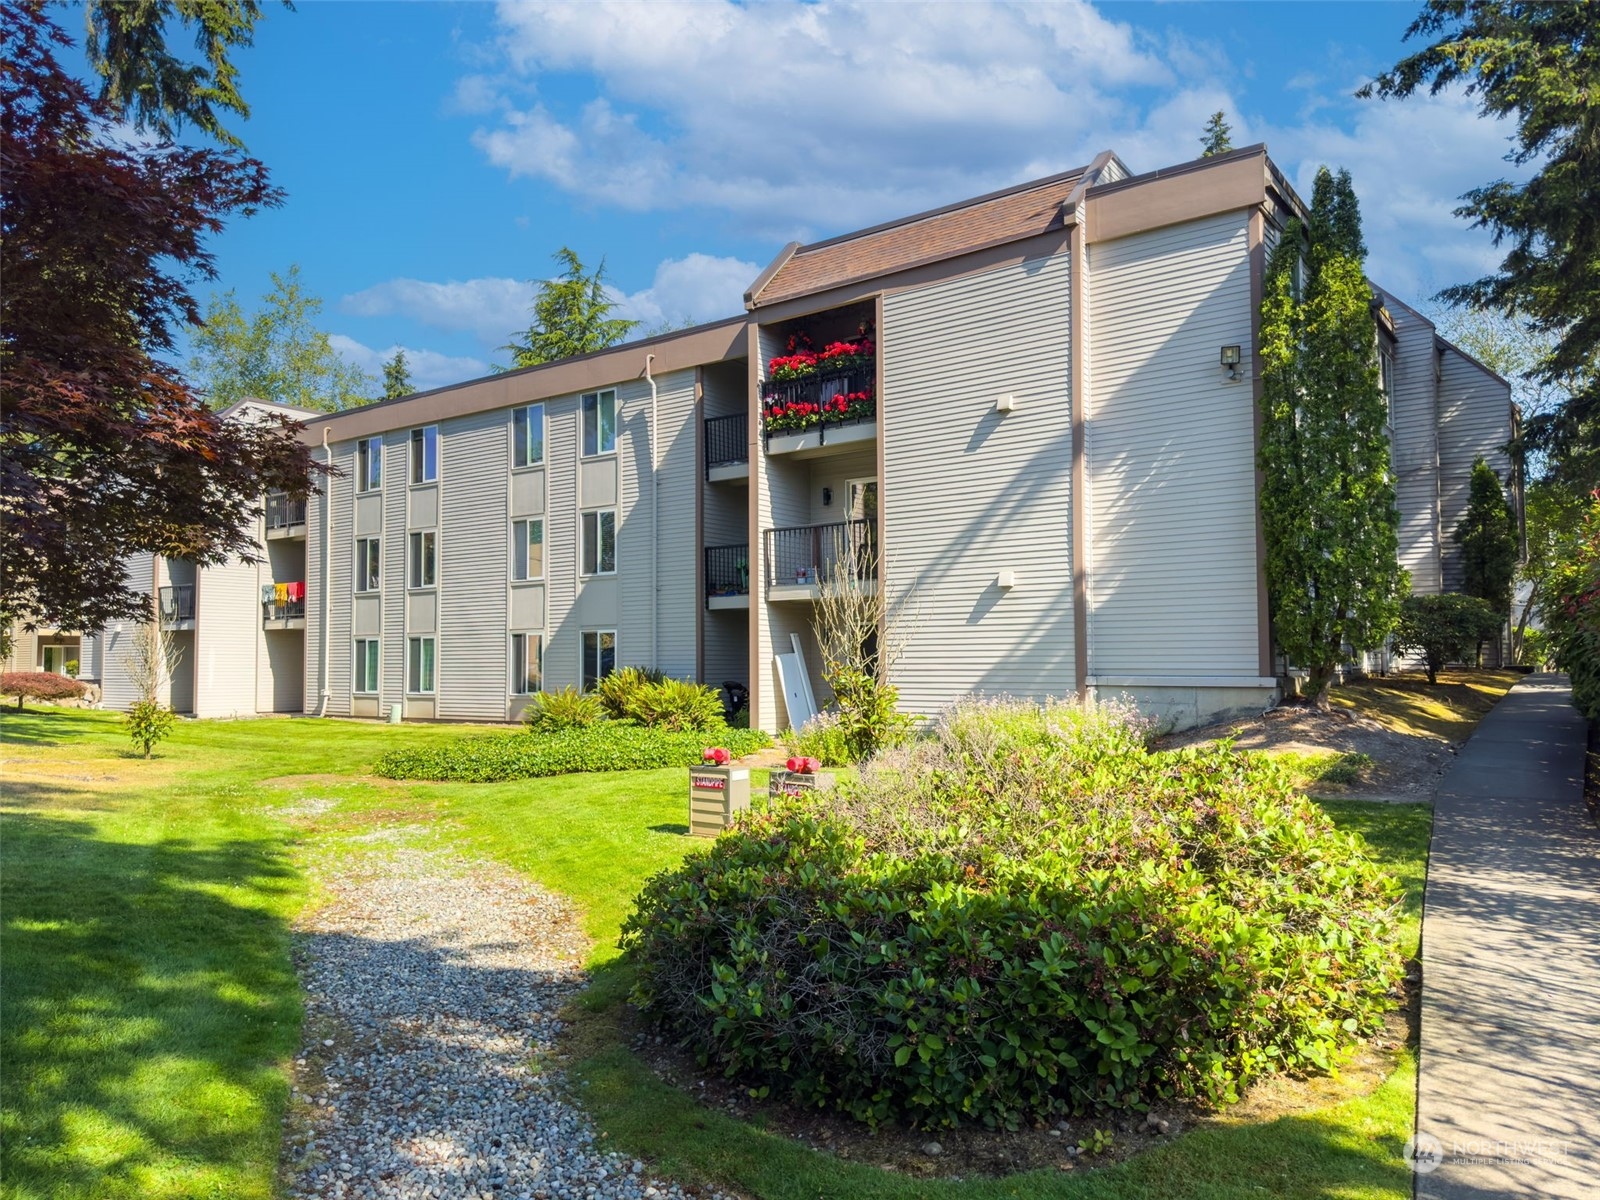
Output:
[
  {"xmin": 790, "ymin": 710, "xmax": 854, "ymax": 766},
  {"xmin": 824, "ymin": 666, "xmax": 917, "ymax": 762},
  {"xmin": 125, "ymin": 700, "xmax": 176, "ymax": 759},
  {"xmin": 524, "ymin": 686, "xmax": 605, "ymax": 731},
  {"xmin": 1543, "ymin": 492, "xmax": 1600, "ymax": 717},
  {"xmin": 376, "ymin": 723, "xmax": 770, "ymax": 782},
  {"xmin": 624, "ymin": 696, "xmax": 1403, "ymax": 1130},
  {"xmin": 594, "ymin": 666, "xmax": 665, "ymax": 720},
  {"xmin": 1, "ymin": 671, "xmax": 88, "ymax": 709},
  {"xmin": 627, "ymin": 677, "xmax": 725, "ymax": 732},
  {"xmin": 1391, "ymin": 593, "xmax": 1502, "ymax": 684}
]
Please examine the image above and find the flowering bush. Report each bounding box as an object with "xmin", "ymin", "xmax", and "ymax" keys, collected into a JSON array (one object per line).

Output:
[
  {"xmin": 765, "ymin": 327, "xmax": 875, "ymax": 383},
  {"xmin": 764, "ymin": 388, "xmax": 875, "ymax": 435},
  {"xmin": 624, "ymin": 696, "xmax": 1404, "ymax": 1129}
]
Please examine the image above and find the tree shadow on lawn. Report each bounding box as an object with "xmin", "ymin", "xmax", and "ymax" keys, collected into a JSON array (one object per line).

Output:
[
  {"xmin": 565, "ymin": 958, "xmax": 1416, "ymax": 1200},
  {"xmin": 1, "ymin": 812, "xmax": 301, "ymax": 1200},
  {"xmin": 0, "ymin": 708, "xmax": 119, "ymax": 747}
]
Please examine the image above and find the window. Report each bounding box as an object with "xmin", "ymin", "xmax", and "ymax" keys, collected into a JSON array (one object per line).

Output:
[
  {"xmin": 407, "ymin": 636, "xmax": 436, "ymax": 694},
  {"xmin": 581, "ymin": 389, "xmax": 617, "ymax": 457},
  {"xmin": 355, "ymin": 537, "xmax": 380, "ymax": 592},
  {"xmin": 410, "ymin": 425, "xmax": 438, "ymax": 484},
  {"xmin": 512, "ymin": 519, "xmax": 544, "ymax": 581},
  {"xmin": 581, "ymin": 510, "xmax": 616, "ymax": 575},
  {"xmin": 357, "ymin": 436, "xmax": 382, "ymax": 492},
  {"xmin": 511, "ymin": 632, "xmax": 543, "ymax": 695},
  {"xmin": 513, "ymin": 404, "xmax": 545, "ymax": 468},
  {"xmin": 408, "ymin": 530, "xmax": 437, "ymax": 588},
  {"xmin": 582, "ymin": 631, "xmax": 616, "ymax": 692},
  {"xmin": 353, "ymin": 638, "xmax": 379, "ymax": 694}
]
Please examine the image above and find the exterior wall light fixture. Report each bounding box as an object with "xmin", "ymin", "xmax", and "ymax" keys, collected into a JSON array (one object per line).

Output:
[{"xmin": 1220, "ymin": 345, "xmax": 1242, "ymax": 381}]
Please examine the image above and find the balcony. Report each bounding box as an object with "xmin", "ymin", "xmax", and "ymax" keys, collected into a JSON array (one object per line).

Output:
[
  {"xmin": 763, "ymin": 519, "xmax": 877, "ymax": 600},
  {"xmin": 265, "ymin": 492, "xmax": 307, "ymax": 538},
  {"xmin": 262, "ymin": 583, "xmax": 307, "ymax": 630},
  {"xmin": 705, "ymin": 413, "xmax": 749, "ymax": 482},
  {"xmin": 704, "ymin": 543, "xmax": 750, "ymax": 610},
  {"xmin": 158, "ymin": 584, "xmax": 195, "ymax": 628},
  {"xmin": 761, "ymin": 364, "xmax": 876, "ymax": 457}
]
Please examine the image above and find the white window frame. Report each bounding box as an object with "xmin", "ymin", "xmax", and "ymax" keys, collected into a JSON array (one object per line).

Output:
[
  {"xmin": 356, "ymin": 436, "xmax": 382, "ymax": 493},
  {"xmin": 410, "ymin": 425, "xmax": 439, "ymax": 485},
  {"xmin": 581, "ymin": 509, "xmax": 616, "ymax": 577},
  {"xmin": 513, "ymin": 403, "xmax": 545, "ymax": 469},
  {"xmin": 510, "ymin": 632, "xmax": 543, "ymax": 696},
  {"xmin": 582, "ymin": 630, "xmax": 616, "ymax": 693},
  {"xmin": 512, "ymin": 518, "xmax": 544, "ymax": 582},
  {"xmin": 581, "ymin": 389, "xmax": 617, "ymax": 457},
  {"xmin": 408, "ymin": 530, "xmax": 437, "ymax": 589},
  {"xmin": 407, "ymin": 635, "xmax": 436, "ymax": 695},
  {"xmin": 353, "ymin": 637, "xmax": 379, "ymax": 695},
  {"xmin": 355, "ymin": 537, "xmax": 380, "ymax": 593}
]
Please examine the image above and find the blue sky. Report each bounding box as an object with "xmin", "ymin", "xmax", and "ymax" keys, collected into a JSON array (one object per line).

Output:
[{"xmin": 145, "ymin": 1, "xmax": 1523, "ymax": 392}]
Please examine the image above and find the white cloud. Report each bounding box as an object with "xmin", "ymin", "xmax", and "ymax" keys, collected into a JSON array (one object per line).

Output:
[
  {"xmin": 474, "ymin": 0, "xmax": 1167, "ymax": 235},
  {"xmin": 611, "ymin": 253, "xmax": 760, "ymax": 328},
  {"xmin": 341, "ymin": 277, "xmax": 534, "ymax": 345},
  {"xmin": 339, "ymin": 252, "xmax": 757, "ymax": 356},
  {"xmin": 329, "ymin": 335, "xmax": 491, "ymax": 393}
]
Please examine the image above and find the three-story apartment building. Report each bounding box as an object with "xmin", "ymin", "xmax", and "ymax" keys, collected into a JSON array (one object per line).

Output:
[{"xmin": 89, "ymin": 144, "xmax": 1515, "ymax": 731}]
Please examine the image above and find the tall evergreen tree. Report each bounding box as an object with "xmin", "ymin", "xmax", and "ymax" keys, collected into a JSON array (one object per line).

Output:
[
  {"xmin": 1199, "ymin": 110, "xmax": 1234, "ymax": 157},
  {"xmin": 500, "ymin": 247, "xmax": 638, "ymax": 370},
  {"xmin": 1455, "ymin": 456, "xmax": 1519, "ymax": 611},
  {"xmin": 1363, "ymin": 2, "xmax": 1600, "ymax": 490},
  {"xmin": 1258, "ymin": 167, "xmax": 1407, "ymax": 706},
  {"xmin": 381, "ymin": 349, "xmax": 414, "ymax": 400}
]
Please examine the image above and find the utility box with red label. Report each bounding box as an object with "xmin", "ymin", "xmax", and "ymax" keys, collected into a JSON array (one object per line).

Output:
[
  {"xmin": 768, "ymin": 769, "xmax": 837, "ymax": 801},
  {"xmin": 688, "ymin": 767, "xmax": 751, "ymax": 838}
]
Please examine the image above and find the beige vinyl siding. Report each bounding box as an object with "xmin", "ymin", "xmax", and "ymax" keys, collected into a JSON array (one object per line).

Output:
[
  {"xmin": 647, "ymin": 369, "xmax": 700, "ymax": 678},
  {"xmin": 1437, "ymin": 346, "xmax": 1514, "ymax": 592},
  {"xmin": 880, "ymin": 249, "xmax": 1076, "ymax": 715},
  {"xmin": 324, "ymin": 441, "xmax": 356, "ymax": 714},
  {"xmin": 382, "ymin": 432, "xmax": 407, "ymax": 706},
  {"xmin": 1086, "ymin": 209, "xmax": 1259, "ymax": 677},
  {"xmin": 438, "ymin": 408, "xmax": 511, "ymax": 719},
  {"xmin": 544, "ymin": 393, "xmax": 582, "ymax": 691},
  {"xmin": 99, "ymin": 554, "xmax": 156, "ymax": 712},
  {"xmin": 1380, "ymin": 291, "xmax": 1445, "ymax": 594},
  {"xmin": 194, "ymin": 557, "xmax": 262, "ymax": 717}
]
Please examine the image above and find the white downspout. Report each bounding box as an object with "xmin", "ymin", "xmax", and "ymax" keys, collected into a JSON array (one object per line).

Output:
[
  {"xmin": 645, "ymin": 354, "xmax": 659, "ymax": 670},
  {"xmin": 317, "ymin": 427, "xmax": 332, "ymax": 717}
]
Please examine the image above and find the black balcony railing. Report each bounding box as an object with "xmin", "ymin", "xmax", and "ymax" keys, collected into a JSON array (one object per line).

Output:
[
  {"xmin": 704, "ymin": 413, "xmax": 748, "ymax": 476},
  {"xmin": 705, "ymin": 544, "xmax": 750, "ymax": 599},
  {"xmin": 265, "ymin": 492, "xmax": 307, "ymax": 530},
  {"xmin": 260, "ymin": 583, "xmax": 307, "ymax": 624},
  {"xmin": 158, "ymin": 584, "xmax": 195, "ymax": 623},
  {"xmin": 763, "ymin": 520, "xmax": 877, "ymax": 590},
  {"xmin": 760, "ymin": 364, "xmax": 876, "ymax": 447}
]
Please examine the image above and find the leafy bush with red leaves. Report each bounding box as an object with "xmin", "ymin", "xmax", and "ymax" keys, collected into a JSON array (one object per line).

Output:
[{"xmin": 1, "ymin": 671, "xmax": 88, "ymax": 708}]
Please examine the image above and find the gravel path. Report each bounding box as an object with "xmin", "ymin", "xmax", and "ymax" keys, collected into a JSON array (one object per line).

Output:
[{"xmin": 282, "ymin": 832, "xmax": 732, "ymax": 1200}]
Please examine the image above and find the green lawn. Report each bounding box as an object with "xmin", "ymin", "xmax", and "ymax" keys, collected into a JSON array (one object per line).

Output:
[{"xmin": 1, "ymin": 707, "xmax": 1432, "ymax": 1200}]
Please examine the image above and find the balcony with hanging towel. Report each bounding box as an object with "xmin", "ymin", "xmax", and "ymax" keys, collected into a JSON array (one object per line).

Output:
[
  {"xmin": 262, "ymin": 581, "xmax": 307, "ymax": 630},
  {"xmin": 265, "ymin": 492, "xmax": 308, "ymax": 539}
]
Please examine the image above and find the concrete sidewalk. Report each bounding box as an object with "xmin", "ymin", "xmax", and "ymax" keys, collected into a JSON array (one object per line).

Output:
[{"xmin": 1416, "ymin": 673, "xmax": 1597, "ymax": 1199}]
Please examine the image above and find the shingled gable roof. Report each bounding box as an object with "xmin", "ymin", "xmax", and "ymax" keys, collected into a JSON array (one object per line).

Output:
[{"xmin": 745, "ymin": 158, "xmax": 1108, "ymax": 309}]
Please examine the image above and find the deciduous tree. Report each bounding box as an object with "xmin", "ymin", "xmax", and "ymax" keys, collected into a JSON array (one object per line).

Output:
[
  {"xmin": 500, "ymin": 247, "xmax": 639, "ymax": 369},
  {"xmin": 1363, "ymin": 1, "xmax": 1600, "ymax": 488},
  {"xmin": 189, "ymin": 265, "xmax": 373, "ymax": 411},
  {"xmin": 1258, "ymin": 167, "xmax": 1408, "ymax": 705},
  {"xmin": 0, "ymin": 2, "xmax": 317, "ymax": 634}
]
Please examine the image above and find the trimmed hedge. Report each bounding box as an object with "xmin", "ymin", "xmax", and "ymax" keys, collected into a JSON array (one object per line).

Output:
[
  {"xmin": 1, "ymin": 671, "xmax": 88, "ymax": 708},
  {"xmin": 623, "ymin": 697, "xmax": 1403, "ymax": 1129},
  {"xmin": 375, "ymin": 723, "xmax": 770, "ymax": 782}
]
